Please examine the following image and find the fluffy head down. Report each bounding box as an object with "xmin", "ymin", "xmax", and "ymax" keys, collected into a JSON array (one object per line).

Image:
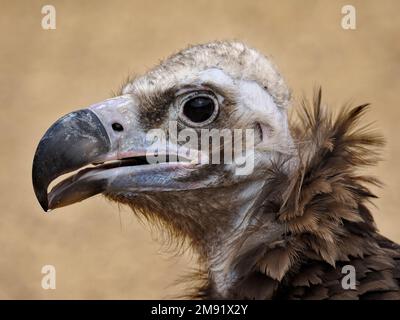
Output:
[{"xmin": 122, "ymin": 41, "xmax": 291, "ymax": 110}]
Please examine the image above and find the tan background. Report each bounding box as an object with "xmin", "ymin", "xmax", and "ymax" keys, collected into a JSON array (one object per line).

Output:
[{"xmin": 0, "ymin": 0, "xmax": 399, "ymax": 299}]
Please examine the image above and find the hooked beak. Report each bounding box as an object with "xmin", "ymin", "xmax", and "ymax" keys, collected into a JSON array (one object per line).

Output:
[{"xmin": 32, "ymin": 95, "xmax": 197, "ymax": 212}]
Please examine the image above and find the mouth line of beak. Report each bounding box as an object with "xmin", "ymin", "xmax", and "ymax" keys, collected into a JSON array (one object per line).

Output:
[
  {"xmin": 46, "ymin": 153, "xmax": 195, "ymax": 211},
  {"xmin": 91, "ymin": 154, "xmax": 194, "ymax": 169},
  {"xmin": 51, "ymin": 153, "xmax": 195, "ymax": 192}
]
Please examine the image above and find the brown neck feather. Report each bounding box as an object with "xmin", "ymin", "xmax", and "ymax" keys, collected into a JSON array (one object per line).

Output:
[{"xmin": 193, "ymin": 89, "xmax": 394, "ymax": 299}]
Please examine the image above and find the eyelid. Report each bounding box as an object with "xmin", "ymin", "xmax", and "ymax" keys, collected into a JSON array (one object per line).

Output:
[
  {"xmin": 175, "ymin": 88, "xmax": 225, "ymax": 106},
  {"xmin": 175, "ymin": 86, "xmax": 212, "ymax": 98}
]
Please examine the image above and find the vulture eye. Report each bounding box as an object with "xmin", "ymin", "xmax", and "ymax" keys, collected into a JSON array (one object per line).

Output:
[{"xmin": 179, "ymin": 93, "xmax": 219, "ymax": 126}]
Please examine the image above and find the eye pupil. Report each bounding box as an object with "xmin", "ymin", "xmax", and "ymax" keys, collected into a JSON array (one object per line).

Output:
[
  {"xmin": 112, "ymin": 122, "xmax": 124, "ymax": 132},
  {"xmin": 182, "ymin": 97, "xmax": 216, "ymax": 123}
]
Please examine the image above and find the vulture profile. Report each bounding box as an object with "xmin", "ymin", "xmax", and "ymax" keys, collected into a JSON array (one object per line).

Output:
[{"xmin": 32, "ymin": 41, "xmax": 400, "ymax": 299}]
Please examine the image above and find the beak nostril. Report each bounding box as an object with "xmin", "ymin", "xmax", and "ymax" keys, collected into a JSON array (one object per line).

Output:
[{"xmin": 112, "ymin": 122, "xmax": 124, "ymax": 132}]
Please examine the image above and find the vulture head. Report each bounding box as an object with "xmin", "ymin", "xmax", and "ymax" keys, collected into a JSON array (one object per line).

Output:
[{"xmin": 33, "ymin": 41, "xmax": 400, "ymax": 299}]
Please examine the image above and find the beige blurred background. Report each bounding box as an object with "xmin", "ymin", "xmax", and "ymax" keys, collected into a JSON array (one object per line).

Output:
[{"xmin": 0, "ymin": 0, "xmax": 399, "ymax": 299}]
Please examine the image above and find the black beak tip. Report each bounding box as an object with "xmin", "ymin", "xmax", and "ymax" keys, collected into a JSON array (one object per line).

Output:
[
  {"xmin": 31, "ymin": 109, "xmax": 111, "ymax": 213},
  {"xmin": 38, "ymin": 194, "xmax": 49, "ymax": 212},
  {"xmin": 32, "ymin": 173, "xmax": 49, "ymax": 212}
]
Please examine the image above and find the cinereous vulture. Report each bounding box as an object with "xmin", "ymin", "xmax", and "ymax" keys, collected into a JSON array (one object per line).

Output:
[{"xmin": 32, "ymin": 41, "xmax": 400, "ymax": 299}]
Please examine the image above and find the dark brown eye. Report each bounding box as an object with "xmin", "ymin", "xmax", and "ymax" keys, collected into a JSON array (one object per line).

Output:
[{"xmin": 182, "ymin": 96, "xmax": 216, "ymax": 124}]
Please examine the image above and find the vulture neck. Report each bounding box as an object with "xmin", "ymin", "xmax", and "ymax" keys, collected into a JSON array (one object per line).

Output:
[{"xmin": 193, "ymin": 95, "xmax": 387, "ymax": 299}]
